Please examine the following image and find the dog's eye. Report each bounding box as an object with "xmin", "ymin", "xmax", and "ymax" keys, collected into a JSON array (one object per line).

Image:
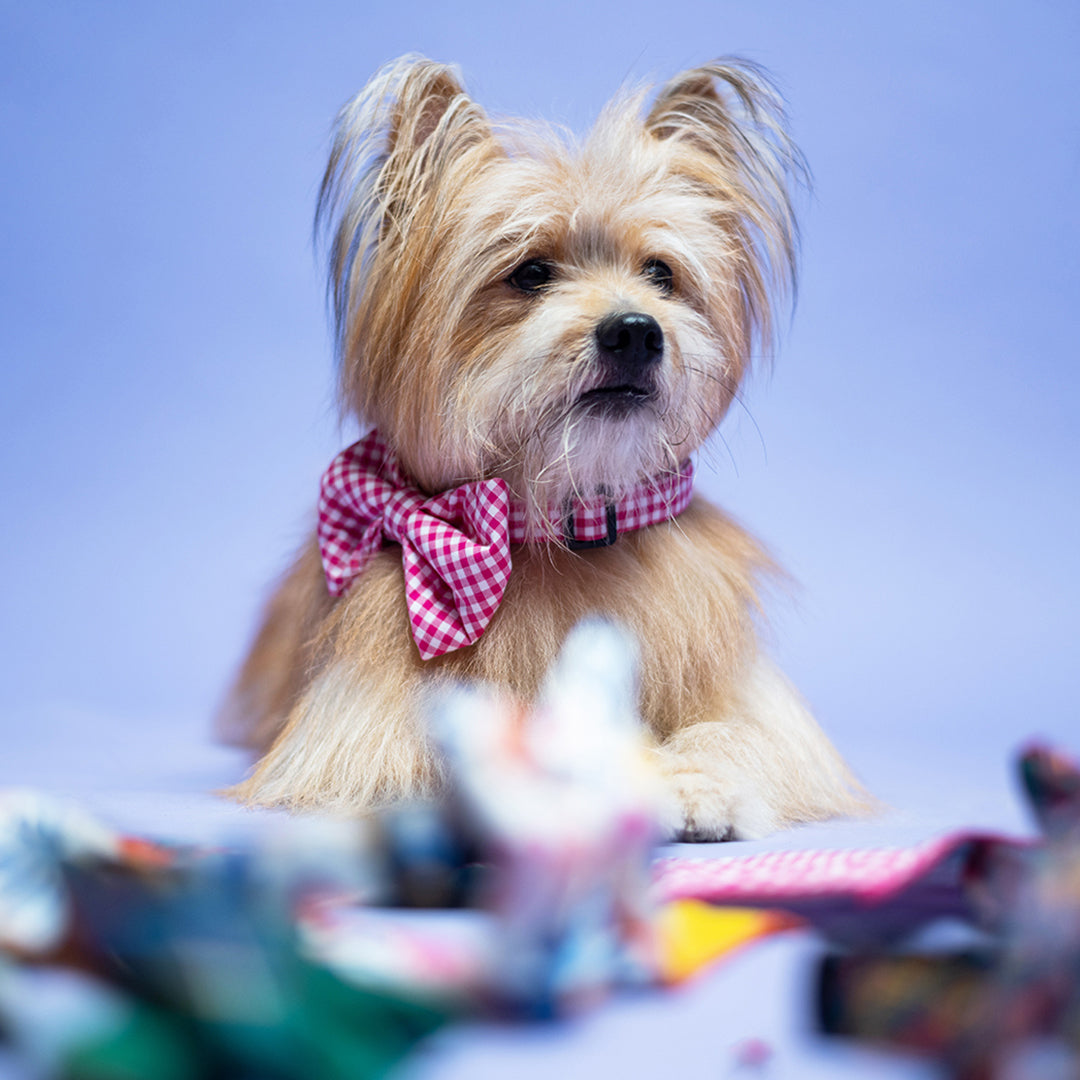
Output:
[
  {"xmin": 643, "ymin": 259, "xmax": 674, "ymax": 295},
  {"xmin": 508, "ymin": 260, "xmax": 554, "ymax": 293}
]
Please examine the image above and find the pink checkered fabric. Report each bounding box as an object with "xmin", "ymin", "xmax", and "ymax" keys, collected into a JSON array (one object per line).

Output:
[
  {"xmin": 653, "ymin": 833, "xmax": 1002, "ymax": 905},
  {"xmin": 318, "ymin": 429, "xmax": 694, "ymax": 660}
]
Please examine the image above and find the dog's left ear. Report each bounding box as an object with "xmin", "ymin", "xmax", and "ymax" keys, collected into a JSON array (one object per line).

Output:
[{"xmin": 644, "ymin": 61, "xmax": 805, "ymax": 348}]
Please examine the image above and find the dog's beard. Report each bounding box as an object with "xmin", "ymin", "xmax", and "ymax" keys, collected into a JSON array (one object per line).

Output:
[
  {"xmin": 472, "ymin": 361, "xmax": 709, "ymax": 532},
  {"xmin": 458, "ymin": 311, "xmax": 726, "ymax": 529},
  {"xmin": 523, "ymin": 403, "xmax": 673, "ymax": 503}
]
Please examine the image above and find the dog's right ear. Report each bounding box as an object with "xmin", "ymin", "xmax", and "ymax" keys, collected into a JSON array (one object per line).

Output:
[
  {"xmin": 317, "ymin": 56, "xmax": 491, "ymax": 364},
  {"xmin": 382, "ymin": 59, "xmax": 483, "ymax": 163}
]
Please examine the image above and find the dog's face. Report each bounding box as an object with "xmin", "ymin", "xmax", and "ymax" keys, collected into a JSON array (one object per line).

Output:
[{"xmin": 319, "ymin": 59, "xmax": 801, "ymax": 524}]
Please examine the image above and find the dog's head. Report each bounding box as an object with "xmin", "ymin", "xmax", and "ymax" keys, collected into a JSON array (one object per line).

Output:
[{"xmin": 318, "ymin": 56, "xmax": 803, "ymax": 525}]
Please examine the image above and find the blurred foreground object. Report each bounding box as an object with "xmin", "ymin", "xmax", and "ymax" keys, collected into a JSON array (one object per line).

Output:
[
  {"xmin": 0, "ymin": 794, "xmax": 446, "ymax": 1080},
  {"xmin": 0, "ymin": 622, "xmax": 791, "ymax": 1078},
  {"xmin": 818, "ymin": 744, "xmax": 1080, "ymax": 1079},
  {"xmin": 429, "ymin": 619, "xmax": 666, "ymax": 1014},
  {"xmin": 7, "ymin": 631, "xmax": 1070, "ymax": 1077}
]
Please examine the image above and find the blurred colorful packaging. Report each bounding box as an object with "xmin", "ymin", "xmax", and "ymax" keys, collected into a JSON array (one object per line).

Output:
[{"xmin": 0, "ymin": 620, "xmax": 760, "ymax": 1078}]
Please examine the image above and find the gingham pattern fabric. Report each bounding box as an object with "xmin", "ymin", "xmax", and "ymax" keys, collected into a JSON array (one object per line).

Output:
[
  {"xmin": 317, "ymin": 429, "xmax": 694, "ymax": 660},
  {"xmin": 653, "ymin": 832, "xmax": 998, "ymax": 905}
]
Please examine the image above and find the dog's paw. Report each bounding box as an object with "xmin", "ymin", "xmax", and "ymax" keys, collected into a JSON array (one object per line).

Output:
[{"xmin": 655, "ymin": 760, "xmax": 778, "ymax": 843}]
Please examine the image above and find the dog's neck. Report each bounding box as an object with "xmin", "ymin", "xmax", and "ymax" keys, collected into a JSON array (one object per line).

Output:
[
  {"xmin": 500, "ymin": 465, "xmax": 695, "ymax": 551},
  {"xmin": 338, "ymin": 429, "xmax": 695, "ymax": 550},
  {"xmin": 317, "ymin": 429, "xmax": 695, "ymax": 657}
]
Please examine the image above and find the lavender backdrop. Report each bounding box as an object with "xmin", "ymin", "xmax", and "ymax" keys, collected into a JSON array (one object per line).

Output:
[{"xmin": 1, "ymin": 3, "xmax": 1078, "ymax": 1074}]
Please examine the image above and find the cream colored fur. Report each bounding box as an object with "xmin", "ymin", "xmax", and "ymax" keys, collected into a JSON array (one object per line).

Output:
[{"xmin": 223, "ymin": 56, "xmax": 873, "ymax": 839}]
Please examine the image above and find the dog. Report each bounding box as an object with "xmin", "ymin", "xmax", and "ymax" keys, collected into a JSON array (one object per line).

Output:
[{"xmin": 221, "ymin": 55, "xmax": 871, "ymax": 840}]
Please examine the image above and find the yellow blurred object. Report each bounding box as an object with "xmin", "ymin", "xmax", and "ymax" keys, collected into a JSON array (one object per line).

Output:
[{"xmin": 656, "ymin": 900, "xmax": 799, "ymax": 984}]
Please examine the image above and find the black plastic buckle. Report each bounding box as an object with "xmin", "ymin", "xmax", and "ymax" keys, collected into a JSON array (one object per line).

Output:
[{"xmin": 564, "ymin": 502, "xmax": 618, "ymax": 551}]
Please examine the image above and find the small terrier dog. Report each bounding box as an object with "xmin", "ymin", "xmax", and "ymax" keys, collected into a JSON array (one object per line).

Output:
[{"xmin": 222, "ymin": 55, "xmax": 870, "ymax": 840}]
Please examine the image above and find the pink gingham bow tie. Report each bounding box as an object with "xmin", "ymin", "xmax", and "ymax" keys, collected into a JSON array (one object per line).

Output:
[{"xmin": 317, "ymin": 429, "xmax": 694, "ymax": 660}]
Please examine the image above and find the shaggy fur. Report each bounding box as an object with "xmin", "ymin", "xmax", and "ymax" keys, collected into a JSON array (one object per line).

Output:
[{"xmin": 223, "ymin": 56, "xmax": 871, "ymax": 839}]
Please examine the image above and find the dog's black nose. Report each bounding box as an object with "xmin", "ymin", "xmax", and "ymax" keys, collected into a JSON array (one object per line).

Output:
[{"xmin": 595, "ymin": 312, "xmax": 663, "ymax": 369}]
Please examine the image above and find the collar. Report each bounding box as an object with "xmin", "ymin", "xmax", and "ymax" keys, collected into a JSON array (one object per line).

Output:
[{"xmin": 317, "ymin": 430, "xmax": 694, "ymax": 658}]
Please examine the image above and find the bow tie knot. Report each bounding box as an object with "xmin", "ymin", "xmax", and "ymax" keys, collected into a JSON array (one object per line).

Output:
[{"xmin": 381, "ymin": 486, "xmax": 426, "ymax": 546}]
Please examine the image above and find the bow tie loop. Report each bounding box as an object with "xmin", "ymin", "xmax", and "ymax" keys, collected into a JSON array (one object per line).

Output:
[{"xmin": 317, "ymin": 431, "xmax": 514, "ymax": 659}]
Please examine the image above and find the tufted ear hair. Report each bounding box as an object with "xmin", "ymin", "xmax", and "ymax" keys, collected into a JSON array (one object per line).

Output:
[
  {"xmin": 316, "ymin": 55, "xmax": 492, "ymax": 368},
  {"xmin": 645, "ymin": 60, "xmax": 807, "ymax": 357}
]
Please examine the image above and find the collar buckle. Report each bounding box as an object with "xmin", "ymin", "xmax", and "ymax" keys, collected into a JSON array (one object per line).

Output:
[{"xmin": 564, "ymin": 502, "xmax": 618, "ymax": 551}]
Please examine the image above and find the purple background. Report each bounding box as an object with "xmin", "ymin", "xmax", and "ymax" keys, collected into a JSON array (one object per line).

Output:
[{"xmin": 2, "ymin": 3, "xmax": 1078, "ymax": 1077}]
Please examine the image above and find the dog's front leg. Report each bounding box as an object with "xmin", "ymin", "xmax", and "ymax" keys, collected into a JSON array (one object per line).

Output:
[
  {"xmin": 653, "ymin": 654, "xmax": 872, "ymax": 841},
  {"xmin": 230, "ymin": 554, "xmax": 446, "ymax": 813},
  {"xmin": 229, "ymin": 654, "xmax": 443, "ymax": 812}
]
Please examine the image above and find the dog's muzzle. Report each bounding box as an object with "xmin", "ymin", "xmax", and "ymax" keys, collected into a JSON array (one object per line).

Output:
[{"xmin": 578, "ymin": 311, "xmax": 663, "ymax": 414}]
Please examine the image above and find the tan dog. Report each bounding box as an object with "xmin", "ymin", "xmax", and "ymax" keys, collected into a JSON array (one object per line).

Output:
[{"xmin": 222, "ymin": 56, "xmax": 870, "ymax": 840}]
